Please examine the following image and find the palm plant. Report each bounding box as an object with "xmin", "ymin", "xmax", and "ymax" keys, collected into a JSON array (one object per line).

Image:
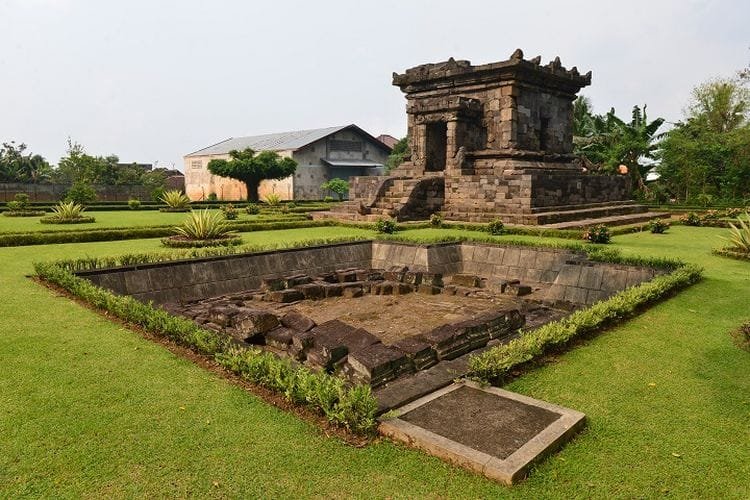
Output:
[
  {"xmin": 173, "ymin": 209, "xmax": 233, "ymax": 240},
  {"xmin": 160, "ymin": 190, "xmax": 191, "ymax": 210},
  {"xmin": 724, "ymin": 212, "xmax": 750, "ymax": 253}
]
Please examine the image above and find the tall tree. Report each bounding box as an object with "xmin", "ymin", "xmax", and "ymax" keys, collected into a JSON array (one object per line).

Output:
[
  {"xmin": 0, "ymin": 141, "xmax": 53, "ymax": 183},
  {"xmin": 658, "ymin": 75, "xmax": 750, "ymax": 201},
  {"xmin": 208, "ymin": 148, "xmax": 297, "ymax": 202},
  {"xmin": 54, "ymin": 139, "xmax": 119, "ymax": 185}
]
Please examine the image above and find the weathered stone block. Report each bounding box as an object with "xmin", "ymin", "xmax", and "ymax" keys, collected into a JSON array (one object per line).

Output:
[
  {"xmin": 391, "ymin": 336, "xmax": 438, "ymax": 371},
  {"xmin": 284, "ymin": 274, "xmax": 312, "ymax": 288},
  {"xmin": 280, "ymin": 311, "xmax": 315, "ymax": 332},
  {"xmin": 267, "ymin": 289, "xmax": 304, "ymax": 303},
  {"xmin": 346, "ymin": 344, "xmax": 409, "ymax": 386},
  {"xmin": 295, "ymin": 283, "xmax": 325, "ymax": 300},
  {"xmin": 208, "ymin": 305, "xmax": 240, "ymax": 326},
  {"xmin": 417, "ymin": 284, "xmax": 442, "ymax": 295},
  {"xmin": 323, "ymin": 283, "xmax": 344, "ymax": 297},
  {"xmin": 384, "ymin": 266, "xmax": 409, "ymax": 282},
  {"xmin": 307, "ymin": 320, "xmax": 380, "ymax": 370},
  {"xmin": 403, "ymin": 271, "xmax": 423, "ymax": 286},
  {"xmin": 261, "ymin": 277, "xmax": 285, "ymax": 291},
  {"xmin": 343, "ymin": 286, "xmax": 364, "ymax": 298},
  {"xmin": 265, "ymin": 326, "xmax": 294, "ymax": 349},
  {"xmin": 421, "ymin": 273, "xmax": 444, "ymax": 287},
  {"xmin": 234, "ymin": 308, "xmax": 280, "ymax": 337},
  {"xmin": 452, "ymin": 274, "xmax": 481, "ymax": 287}
]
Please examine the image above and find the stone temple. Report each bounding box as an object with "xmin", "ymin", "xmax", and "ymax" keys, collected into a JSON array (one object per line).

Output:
[{"xmin": 322, "ymin": 49, "xmax": 664, "ymax": 227}]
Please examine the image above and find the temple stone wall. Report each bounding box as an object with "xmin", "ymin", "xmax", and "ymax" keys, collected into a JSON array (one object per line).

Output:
[{"xmin": 79, "ymin": 241, "xmax": 660, "ymax": 308}]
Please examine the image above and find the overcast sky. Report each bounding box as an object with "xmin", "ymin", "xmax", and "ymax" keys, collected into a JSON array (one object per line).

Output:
[{"xmin": 1, "ymin": 0, "xmax": 748, "ymax": 170}]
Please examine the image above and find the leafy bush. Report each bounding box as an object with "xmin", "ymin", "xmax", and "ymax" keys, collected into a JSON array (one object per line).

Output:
[
  {"xmin": 374, "ymin": 218, "xmax": 397, "ymax": 234},
  {"xmin": 207, "ymin": 192, "xmax": 218, "ymax": 201},
  {"xmin": 681, "ymin": 212, "xmax": 703, "ymax": 226},
  {"xmin": 222, "ymin": 203, "xmax": 239, "ymax": 220},
  {"xmin": 150, "ymin": 187, "xmax": 165, "ymax": 202},
  {"xmin": 323, "ymin": 196, "xmax": 335, "ymax": 202},
  {"xmin": 469, "ymin": 263, "xmax": 703, "ymax": 382},
  {"xmin": 34, "ymin": 260, "xmax": 377, "ymax": 433},
  {"xmin": 245, "ymin": 203, "xmax": 260, "ymax": 215},
  {"xmin": 320, "ymin": 178, "xmax": 350, "ymax": 200},
  {"xmin": 648, "ymin": 219, "xmax": 670, "ymax": 234},
  {"xmin": 287, "ymin": 202, "xmax": 297, "ymax": 209},
  {"xmin": 487, "ymin": 218, "xmax": 505, "ymax": 235},
  {"xmin": 64, "ymin": 182, "xmax": 97, "ymax": 205},
  {"xmin": 127, "ymin": 199, "xmax": 141, "ymax": 210},
  {"xmin": 264, "ymin": 193, "xmax": 281, "ymax": 206},
  {"xmin": 583, "ymin": 224, "xmax": 611, "ymax": 244},
  {"xmin": 3, "ymin": 193, "xmax": 44, "ymax": 216},
  {"xmin": 724, "ymin": 212, "xmax": 750, "ymax": 253},
  {"xmin": 159, "ymin": 190, "xmax": 191, "ymax": 211},
  {"xmin": 429, "ymin": 213, "xmax": 443, "ymax": 227},
  {"xmin": 172, "ymin": 209, "xmax": 234, "ymax": 240}
]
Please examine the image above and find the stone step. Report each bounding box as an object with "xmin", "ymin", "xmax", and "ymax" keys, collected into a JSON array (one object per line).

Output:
[
  {"xmin": 532, "ymin": 204, "xmax": 648, "ymax": 224},
  {"xmin": 540, "ymin": 211, "xmax": 671, "ymax": 229},
  {"xmin": 529, "ymin": 199, "xmax": 640, "ymax": 214}
]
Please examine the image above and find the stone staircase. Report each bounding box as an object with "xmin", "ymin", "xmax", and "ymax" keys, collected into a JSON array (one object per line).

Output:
[
  {"xmin": 532, "ymin": 201, "xmax": 670, "ymax": 228},
  {"xmin": 319, "ymin": 176, "xmax": 444, "ymax": 221}
]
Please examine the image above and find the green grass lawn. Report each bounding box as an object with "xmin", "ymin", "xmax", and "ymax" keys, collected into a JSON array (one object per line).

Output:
[
  {"xmin": 0, "ymin": 209, "xmax": 304, "ymax": 234},
  {"xmin": 1, "ymin": 226, "xmax": 749, "ymax": 497}
]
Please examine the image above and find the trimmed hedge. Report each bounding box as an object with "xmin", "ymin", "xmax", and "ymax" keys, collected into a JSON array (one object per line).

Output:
[
  {"xmin": 2, "ymin": 210, "xmax": 46, "ymax": 217},
  {"xmin": 0, "ymin": 219, "xmax": 336, "ymax": 247},
  {"xmin": 39, "ymin": 216, "xmax": 96, "ymax": 224},
  {"xmin": 161, "ymin": 234, "xmax": 243, "ymax": 248},
  {"xmin": 468, "ymin": 263, "xmax": 703, "ymax": 382},
  {"xmin": 34, "ymin": 256, "xmax": 378, "ymax": 434}
]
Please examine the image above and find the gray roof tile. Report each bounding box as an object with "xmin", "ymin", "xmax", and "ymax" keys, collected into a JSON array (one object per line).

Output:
[{"xmin": 186, "ymin": 125, "xmax": 352, "ymax": 157}]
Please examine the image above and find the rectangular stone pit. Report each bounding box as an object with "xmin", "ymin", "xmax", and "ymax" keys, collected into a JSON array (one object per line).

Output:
[{"xmin": 77, "ymin": 240, "xmax": 662, "ymax": 389}]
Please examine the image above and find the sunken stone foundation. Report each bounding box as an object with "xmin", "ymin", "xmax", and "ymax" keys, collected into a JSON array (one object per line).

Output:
[{"xmin": 78, "ymin": 241, "xmax": 662, "ymax": 387}]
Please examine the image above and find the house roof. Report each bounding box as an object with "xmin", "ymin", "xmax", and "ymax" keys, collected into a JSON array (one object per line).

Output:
[{"xmin": 186, "ymin": 124, "xmax": 392, "ymax": 157}]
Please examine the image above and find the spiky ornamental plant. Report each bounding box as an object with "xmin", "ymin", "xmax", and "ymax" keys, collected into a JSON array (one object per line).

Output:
[
  {"xmin": 173, "ymin": 209, "xmax": 233, "ymax": 240},
  {"xmin": 159, "ymin": 190, "xmax": 191, "ymax": 211},
  {"xmin": 724, "ymin": 212, "xmax": 750, "ymax": 253}
]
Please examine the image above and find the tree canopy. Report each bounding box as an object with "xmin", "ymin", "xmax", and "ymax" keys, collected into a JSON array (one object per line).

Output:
[
  {"xmin": 0, "ymin": 142, "xmax": 53, "ymax": 183},
  {"xmin": 657, "ymin": 76, "xmax": 750, "ymax": 202},
  {"xmin": 573, "ymin": 99, "xmax": 664, "ymax": 191},
  {"xmin": 207, "ymin": 148, "xmax": 297, "ymax": 201}
]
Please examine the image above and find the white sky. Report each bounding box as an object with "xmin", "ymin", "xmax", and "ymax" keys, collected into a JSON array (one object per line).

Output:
[{"xmin": 1, "ymin": 0, "xmax": 748, "ymax": 170}]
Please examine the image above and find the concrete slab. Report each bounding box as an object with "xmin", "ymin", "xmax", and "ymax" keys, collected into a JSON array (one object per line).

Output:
[{"xmin": 378, "ymin": 381, "xmax": 586, "ymax": 485}]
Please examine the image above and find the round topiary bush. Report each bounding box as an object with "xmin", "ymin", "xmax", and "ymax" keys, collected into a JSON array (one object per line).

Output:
[
  {"xmin": 374, "ymin": 218, "xmax": 397, "ymax": 234},
  {"xmin": 648, "ymin": 218, "xmax": 670, "ymax": 234},
  {"xmin": 245, "ymin": 203, "xmax": 260, "ymax": 215},
  {"xmin": 430, "ymin": 213, "xmax": 443, "ymax": 227},
  {"xmin": 487, "ymin": 218, "xmax": 505, "ymax": 235},
  {"xmin": 582, "ymin": 224, "xmax": 611, "ymax": 244}
]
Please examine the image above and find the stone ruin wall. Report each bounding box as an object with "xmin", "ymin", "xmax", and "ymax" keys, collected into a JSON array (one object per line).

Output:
[{"xmin": 79, "ymin": 241, "xmax": 660, "ymax": 309}]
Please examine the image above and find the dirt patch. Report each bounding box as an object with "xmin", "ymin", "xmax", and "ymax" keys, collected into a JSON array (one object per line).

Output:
[
  {"xmin": 261, "ymin": 293, "xmax": 529, "ymax": 345},
  {"xmin": 400, "ymin": 385, "xmax": 561, "ymax": 459}
]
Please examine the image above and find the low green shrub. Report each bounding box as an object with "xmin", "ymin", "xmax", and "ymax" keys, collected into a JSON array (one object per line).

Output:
[
  {"xmin": 681, "ymin": 212, "xmax": 703, "ymax": 226},
  {"xmin": 207, "ymin": 192, "xmax": 218, "ymax": 201},
  {"xmin": 245, "ymin": 203, "xmax": 260, "ymax": 215},
  {"xmin": 648, "ymin": 219, "xmax": 670, "ymax": 234},
  {"xmin": 429, "ymin": 213, "xmax": 443, "ymax": 227},
  {"xmin": 469, "ymin": 263, "xmax": 703, "ymax": 382},
  {"xmin": 64, "ymin": 182, "xmax": 97, "ymax": 205},
  {"xmin": 34, "ymin": 259, "xmax": 377, "ymax": 433},
  {"xmin": 323, "ymin": 196, "xmax": 335, "ymax": 203},
  {"xmin": 128, "ymin": 199, "xmax": 141, "ymax": 210},
  {"xmin": 3, "ymin": 193, "xmax": 45, "ymax": 216},
  {"xmin": 487, "ymin": 218, "xmax": 505, "ymax": 235},
  {"xmin": 374, "ymin": 218, "xmax": 397, "ymax": 234},
  {"xmin": 583, "ymin": 224, "xmax": 611, "ymax": 244},
  {"xmin": 222, "ymin": 203, "xmax": 239, "ymax": 220}
]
